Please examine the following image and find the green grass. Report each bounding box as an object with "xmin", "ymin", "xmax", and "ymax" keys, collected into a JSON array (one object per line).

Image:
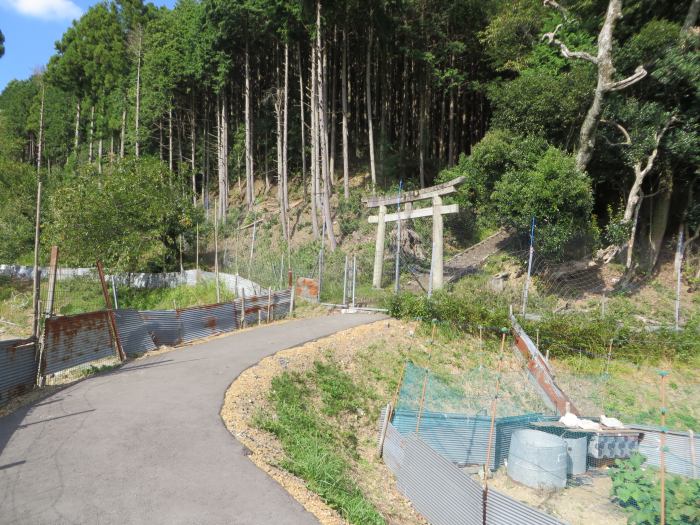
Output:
[{"xmin": 254, "ymin": 364, "xmax": 385, "ymax": 525}]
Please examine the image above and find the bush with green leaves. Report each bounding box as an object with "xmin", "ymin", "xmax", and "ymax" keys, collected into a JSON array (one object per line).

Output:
[
  {"xmin": 0, "ymin": 156, "xmax": 36, "ymax": 263},
  {"xmin": 44, "ymin": 157, "xmax": 199, "ymax": 271},
  {"xmin": 492, "ymin": 146, "xmax": 597, "ymax": 260},
  {"xmin": 610, "ymin": 453, "xmax": 700, "ymax": 525}
]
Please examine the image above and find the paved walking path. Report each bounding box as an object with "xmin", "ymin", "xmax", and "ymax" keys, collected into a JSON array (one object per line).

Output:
[{"xmin": 0, "ymin": 313, "xmax": 384, "ymax": 525}]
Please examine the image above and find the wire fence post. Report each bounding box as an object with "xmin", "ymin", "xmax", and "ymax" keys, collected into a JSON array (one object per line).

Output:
[
  {"xmin": 342, "ymin": 255, "xmax": 348, "ymax": 306},
  {"xmin": 394, "ymin": 179, "xmax": 402, "ymax": 294},
  {"xmin": 674, "ymin": 229, "xmax": 684, "ymax": 330},
  {"xmin": 352, "ymin": 255, "xmax": 357, "ymax": 308},
  {"xmin": 521, "ymin": 217, "xmax": 536, "ymax": 316},
  {"xmin": 111, "ymin": 275, "xmax": 119, "ymax": 310},
  {"xmin": 659, "ymin": 370, "xmax": 668, "ymax": 525}
]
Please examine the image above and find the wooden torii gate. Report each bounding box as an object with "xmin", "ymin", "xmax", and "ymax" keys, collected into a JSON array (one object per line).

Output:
[{"xmin": 364, "ymin": 176, "xmax": 464, "ymax": 291}]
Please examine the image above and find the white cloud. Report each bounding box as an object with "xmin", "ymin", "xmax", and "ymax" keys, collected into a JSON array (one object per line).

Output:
[{"xmin": 3, "ymin": 0, "xmax": 82, "ymax": 21}]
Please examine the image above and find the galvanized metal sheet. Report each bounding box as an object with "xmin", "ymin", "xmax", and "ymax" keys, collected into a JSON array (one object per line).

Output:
[
  {"xmin": 383, "ymin": 423, "xmax": 405, "ymax": 475},
  {"xmin": 396, "ymin": 433, "xmax": 483, "ymax": 525},
  {"xmin": 630, "ymin": 424, "xmax": 699, "ymax": 479},
  {"xmin": 114, "ymin": 309, "xmax": 156, "ymax": 357},
  {"xmin": 0, "ymin": 338, "xmax": 36, "ymax": 404},
  {"xmin": 43, "ymin": 312, "xmax": 116, "ymax": 375},
  {"xmin": 486, "ymin": 488, "xmax": 567, "ymax": 525},
  {"xmin": 179, "ymin": 302, "xmax": 237, "ymax": 343},
  {"xmin": 138, "ymin": 309, "xmax": 182, "ymax": 346}
]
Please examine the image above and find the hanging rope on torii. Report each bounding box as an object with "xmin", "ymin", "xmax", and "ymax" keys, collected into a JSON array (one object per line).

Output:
[{"xmin": 363, "ymin": 177, "xmax": 465, "ymax": 292}]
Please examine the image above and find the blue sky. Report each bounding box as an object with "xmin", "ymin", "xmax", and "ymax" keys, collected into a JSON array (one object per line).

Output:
[{"xmin": 0, "ymin": 0, "xmax": 175, "ymax": 91}]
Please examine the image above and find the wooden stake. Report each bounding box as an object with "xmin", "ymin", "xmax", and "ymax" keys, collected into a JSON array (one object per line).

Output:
[
  {"xmin": 659, "ymin": 371, "xmax": 668, "ymax": 525},
  {"xmin": 267, "ymin": 287, "xmax": 272, "ymax": 323},
  {"xmin": 97, "ymin": 260, "xmax": 125, "ymax": 361},
  {"xmin": 31, "ymin": 181, "xmax": 42, "ymax": 340},
  {"xmin": 689, "ymin": 429, "xmax": 697, "ymax": 479}
]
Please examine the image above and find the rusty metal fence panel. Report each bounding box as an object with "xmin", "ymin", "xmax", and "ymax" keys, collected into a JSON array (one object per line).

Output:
[
  {"xmin": 114, "ymin": 309, "xmax": 156, "ymax": 357},
  {"xmin": 0, "ymin": 338, "xmax": 37, "ymax": 405},
  {"xmin": 43, "ymin": 312, "xmax": 116, "ymax": 375},
  {"xmin": 179, "ymin": 302, "xmax": 237, "ymax": 343},
  {"xmin": 485, "ymin": 487, "xmax": 566, "ymax": 525},
  {"xmin": 242, "ymin": 295, "xmax": 269, "ymax": 326},
  {"xmin": 396, "ymin": 433, "xmax": 483, "ymax": 525},
  {"xmin": 271, "ymin": 289, "xmax": 292, "ymax": 319},
  {"xmin": 630, "ymin": 424, "xmax": 699, "ymax": 479},
  {"xmin": 138, "ymin": 309, "xmax": 182, "ymax": 346}
]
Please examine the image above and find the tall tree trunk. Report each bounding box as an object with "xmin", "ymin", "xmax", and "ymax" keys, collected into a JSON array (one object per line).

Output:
[
  {"xmin": 545, "ymin": 0, "xmax": 646, "ymax": 172},
  {"xmin": 245, "ymin": 43, "xmax": 254, "ymax": 209},
  {"xmin": 218, "ymin": 92, "xmax": 229, "ymax": 222},
  {"xmin": 341, "ymin": 27, "xmax": 350, "ymax": 200},
  {"xmin": 168, "ymin": 105, "xmax": 174, "ymax": 172},
  {"xmin": 298, "ymin": 44, "xmax": 308, "ymax": 199},
  {"xmin": 120, "ymin": 107, "xmax": 126, "ymax": 159},
  {"xmin": 191, "ymin": 100, "xmax": 196, "ymax": 207},
  {"xmin": 37, "ymin": 82, "xmax": 45, "ymax": 173},
  {"xmin": 448, "ymin": 84, "xmax": 455, "ymax": 166},
  {"xmin": 135, "ymin": 33, "xmax": 142, "ymax": 158},
  {"xmin": 276, "ymin": 46, "xmax": 288, "ymax": 240},
  {"xmin": 98, "ymin": 138, "xmax": 103, "ymax": 174},
  {"xmin": 366, "ymin": 26, "xmax": 377, "ymax": 190},
  {"xmin": 283, "ymin": 42, "xmax": 290, "ymax": 222},
  {"xmin": 310, "ymin": 43, "xmax": 320, "ymax": 240},
  {"xmin": 329, "ymin": 28, "xmax": 337, "ymax": 185},
  {"xmin": 418, "ymin": 81, "xmax": 426, "ymax": 188},
  {"xmin": 317, "ymin": 1, "xmax": 337, "ymax": 250},
  {"xmin": 88, "ymin": 105, "xmax": 95, "ymax": 164},
  {"xmin": 74, "ymin": 100, "xmax": 81, "ymax": 157}
]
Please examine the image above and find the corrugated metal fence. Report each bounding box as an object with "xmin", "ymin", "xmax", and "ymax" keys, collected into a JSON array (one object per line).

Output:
[
  {"xmin": 0, "ymin": 338, "xmax": 37, "ymax": 405},
  {"xmin": 630, "ymin": 424, "xmax": 700, "ymax": 479},
  {"xmin": 43, "ymin": 311, "xmax": 116, "ymax": 375},
  {"xmin": 2, "ymin": 289, "xmax": 293, "ymax": 405},
  {"xmin": 381, "ymin": 418, "xmax": 567, "ymax": 525}
]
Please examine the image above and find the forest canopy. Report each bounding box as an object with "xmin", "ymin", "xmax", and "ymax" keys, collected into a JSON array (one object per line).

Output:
[{"xmin": 0, "ymin": 0, "xmax": 698, "ymax": 270}]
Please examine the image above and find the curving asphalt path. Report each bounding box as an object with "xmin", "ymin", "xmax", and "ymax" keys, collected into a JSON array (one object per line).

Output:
[{"xmin": 0, "ymin": 313, "xmax": 384, "ymax": 525}]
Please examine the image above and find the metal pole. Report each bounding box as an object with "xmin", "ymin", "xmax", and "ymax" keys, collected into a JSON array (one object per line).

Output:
[
  {"xmin": 31, "ymin": 181, "xmax": 42, "ymax": 340},
  {"xmin": 521, "ymin": 217, "xmax": 536, "ymax": 316},
  {"xmin": 196, "ymin": 223, "xmax": 200, "ymax": 271},
  {"xmin": 352, "ymin": 255, "xmax": 357, "ymax": 308},
  {"xmin": 484, "ymin": 331, "xmax": 507, "ymax": 480},
  {"xmin": 342, "ymin": 255, "xmax": 348, "ymax": 306},
  {"xmin": 394, "ymin": 179, "xmax": 402, "ymax": 294},
  {"xmin": 675, "ymin": 229, "xmax": 684, "ymax": 330},
  {"xmin": 111, "ymin": 275, "xmax": 119, "ymax": 310}
]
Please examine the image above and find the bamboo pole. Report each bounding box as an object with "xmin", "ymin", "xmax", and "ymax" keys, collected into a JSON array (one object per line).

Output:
[
  {"xmin": 214, "ymin": 200, "xmax": 220, "ymax": 303},
  {"xmin": 97, "ymin": 260, "xmax": 125, "ymax": 361},
  {"xmin": 31, "ymin": 181, "xmax": 42, "ymax": 340}
]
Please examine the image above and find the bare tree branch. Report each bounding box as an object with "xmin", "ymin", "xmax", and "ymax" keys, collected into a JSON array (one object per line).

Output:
[
  {"xmin": 542, "ymin": 25, "xmax": 598, "ymax": 64},
  {"xmin": 606, "ymin": 66, "xmax": 648, "ymax": 91},
  {"xmin": 543, "ymin": 0, "xmax": 570, "ymax": 21},
  {"xmin": 600, "ymin": 119, "xmax": 632, "ymax": 145}
]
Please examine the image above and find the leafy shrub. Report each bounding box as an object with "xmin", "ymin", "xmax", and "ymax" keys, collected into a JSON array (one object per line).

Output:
[
  {"xmin": 492, "ymin": 146, "xmax": 597, "ymax": 260},
  {"xmin": 610, "ymin": 453, "xmax": 700, "ymax": 525}
]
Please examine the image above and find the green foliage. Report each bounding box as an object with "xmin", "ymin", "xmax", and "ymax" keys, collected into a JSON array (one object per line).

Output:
[
  {"xmin": 604, "ymin": 204, "xmax": 631, "ymax": 246},
  {"xmin": 387, "ymin": 284, "xmax": 510, "ymax": 338},
  {"xmin": 255, "ymin": 367, "xmax": 385, "ymax": 525},
  {"xmin": 492, "ymin": 147, "xmax": 596, "ymax": 259},
  {"xmin": 44, "ymin": 157, "xmax": 198, "ymax": 271},
  {"xmin": 337, "ymin": 191, "xmax": 364, "ymax": 237},
  {"xmin": 0, "ymin": 157, "xmax": 37, "ymax": 263},
  {"xmin": 438, "ymin": 130, "xmax": 548, "ymax": 215},
  {"xmin": 0, "ymin": 28, "xmax": 4, "ymax": 58},
  {"xmin": 610, "ymin": 453, "xmax": 700, "ymax": 525}
]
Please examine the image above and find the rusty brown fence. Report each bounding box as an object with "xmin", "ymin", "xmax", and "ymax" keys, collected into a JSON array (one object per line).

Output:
[
  {"xmin": 1, "ymin": 289, "xmax": 293, "ymax": 404},
  {"xmin": 0, "ymin": 338, "xmax": 37, "ymax": 405}
]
